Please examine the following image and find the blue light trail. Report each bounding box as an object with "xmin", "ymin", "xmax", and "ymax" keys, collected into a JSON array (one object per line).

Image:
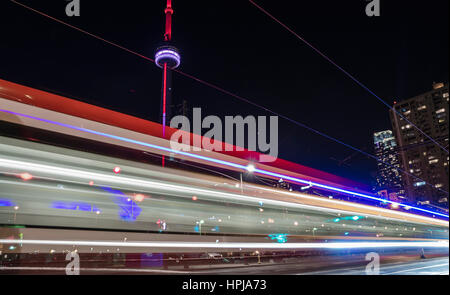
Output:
[{"xmin": 0, "ymin": 109, "xmax": 448, "ymax": 219}]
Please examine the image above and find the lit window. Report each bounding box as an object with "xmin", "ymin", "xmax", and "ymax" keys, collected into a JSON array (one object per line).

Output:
[
  {"xmin": 436, "ymin": 108, "xmax": 446, "ymax": 114},
  {"xmin": 435, "ymin": 184, "xmax": 443, "ymax": 188},
  {"xmin": 444, "ymin": 93, "xmax": 449, "ymax": 98},
  {"xmin": 404, "ymin": 110, "xmax": 411, "ymax": 115},
  {"xmin": 429, "ymin": 159, "xmax": 439, "ymax": 164},
  {"xmin": 417, "ymin": 105, "xmax": 427, "ymax": 111},
  {"xmin": 439, "ymin": 119, "xmax": 446, "ymax": 124},
  {"xmin": 414, "ymin": 181, "xmax": 426, "ymax": 187}
]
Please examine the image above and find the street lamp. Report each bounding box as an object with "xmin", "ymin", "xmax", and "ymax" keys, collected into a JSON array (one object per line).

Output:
[
  {"xmin": 13, "ymin": 206, "xmax": 19, "ymax": 224},
  {"xmin": 240, "ymin": 164, "xmax": 255, "ymax": 194},
  {"xmin": 196, "ymin": 220, "xmax": 205, "ymax": 235},
  {"xmin": 246, "ymin": 164, "xmax": 255, "ymax": 173},
  {"xmin": 255, "ymin": 250, "xmax": 261, "ymax": 264}
]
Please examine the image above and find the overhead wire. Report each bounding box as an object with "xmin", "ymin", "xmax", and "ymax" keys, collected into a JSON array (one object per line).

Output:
[{"xmin": 248, "ymin": 0, "xmax": 449, "ymax": 155}]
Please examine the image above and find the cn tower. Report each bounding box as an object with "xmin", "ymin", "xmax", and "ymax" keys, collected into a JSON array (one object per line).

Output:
[{"xmin": 155, "ymin": 0, "xmax": 181, "ymax": 166}]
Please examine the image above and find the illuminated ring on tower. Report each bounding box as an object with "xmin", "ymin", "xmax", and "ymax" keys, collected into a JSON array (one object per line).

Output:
[{"xmin": 155, "ymin": 46, "xmax": 181, "ymax": 69}]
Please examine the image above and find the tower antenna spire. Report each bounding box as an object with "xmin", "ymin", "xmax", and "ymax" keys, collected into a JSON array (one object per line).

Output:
[{"xmin": 164, "ymin": 0, "xmax": 173, "ymax": 41}]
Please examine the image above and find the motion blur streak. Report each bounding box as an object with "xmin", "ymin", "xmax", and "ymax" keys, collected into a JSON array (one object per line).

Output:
[
  {"xmin": 0, "ymin": 156, "xmax": 447, "ymax": 226},
  {"xmin": 246, "ymin": 185, "xmax": 449, "ymax": 226},
  {"xmin": 253, "ymin": 167, "xmax": 449, "ymax": 218},
  {"xmin": 0, "ymin": 108, "xmax": 447, "ymax": 218},
  {"xmin": 0, "ymin": 239, "xmax": 448, "ymax": 249}
]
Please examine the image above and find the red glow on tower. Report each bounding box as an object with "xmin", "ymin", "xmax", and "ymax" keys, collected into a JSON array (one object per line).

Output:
[
  {"xmin": 164, "ymin": 0, "xmax": 173, "ymax": 41},
  {"xmin": 162, "ymin": 63, "xmax": 168, "ymax": 137},
  {"xmin": 156, "ymin": 1, "xmax": 180, "ymax": 168},
  {"xmin": 113, "ymin": 166, "xmax": 121, "ymax": 174}
]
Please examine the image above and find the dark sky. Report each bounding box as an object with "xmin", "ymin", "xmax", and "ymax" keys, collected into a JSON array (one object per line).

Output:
[{"xmin": 0, "ymin": 0, "xmax": 448, "ymax": 185}]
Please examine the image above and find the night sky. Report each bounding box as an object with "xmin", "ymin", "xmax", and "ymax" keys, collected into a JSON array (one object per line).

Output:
[{"xmin": 1, "ymin": 0, "xmax": 448, "ymax": 185}]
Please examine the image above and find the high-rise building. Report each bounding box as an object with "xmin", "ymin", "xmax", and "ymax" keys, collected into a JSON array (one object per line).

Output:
[
  {"xmin": 390, "ymin": 82, "xmax": 449, "ymax": 205},
  {"xmin": 373, "ymin": 130, "xmax": 405, "ymax": 201}
]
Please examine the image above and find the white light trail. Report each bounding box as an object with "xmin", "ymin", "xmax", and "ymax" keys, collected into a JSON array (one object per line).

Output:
[
  {"xmin": 0, "ymin": 239, "xmax": 448, "ymax": 249},
  {"xmin": 0, "ymin": 157, "xmax": 448, "ymax": 227},
  {"xmin": 247, "ymin": 184, "xmax": 450, "ymax": 227}
]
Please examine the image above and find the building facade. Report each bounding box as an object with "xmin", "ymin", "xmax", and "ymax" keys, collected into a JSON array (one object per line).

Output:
[
  {"xmin": 390, "ymin": 82, "xmax": 449, "ymax": 205},
  {"xmin": 373, "ymin": 130, "xmax": 405, "ymax": 201}
]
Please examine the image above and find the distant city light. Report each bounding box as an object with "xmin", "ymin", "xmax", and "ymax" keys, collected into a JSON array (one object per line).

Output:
[
  {"xmin": 134, "ymin": 194, "xmax": 146, "ymax": 202},
  {"xmin": 246, "ymin": 164, "xmax": 255, "ymax": 173},
  {"xmin": 19, "ymin": 172, "xmax": 33, "ymax": 181}
]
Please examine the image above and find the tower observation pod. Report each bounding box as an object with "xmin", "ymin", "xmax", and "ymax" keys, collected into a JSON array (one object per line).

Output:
[
  {"xmin": 156, "ymin": 0, "xmax": 181, "ymax": 167},
  {"xmin": 155, "ymin": 46, "xmax": 181, "ymax": 69}
]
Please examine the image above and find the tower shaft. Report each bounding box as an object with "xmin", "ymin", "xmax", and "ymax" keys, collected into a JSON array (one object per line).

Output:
[{"xmin": 156, "ymin": 0, "xmax": 180, "ymax": 166}]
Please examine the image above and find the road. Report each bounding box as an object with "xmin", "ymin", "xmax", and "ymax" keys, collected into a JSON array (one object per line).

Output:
[
  {"xmin": 175, "ymin": 256, "xmax": 449, "ymax": 275},
  {"xmin": 299, "ymin": 256, "xmax": 449, "ymax": 275},
  {"xmin": 1, "ymin": 254, "xmax": 447, "ymax": 275}
]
